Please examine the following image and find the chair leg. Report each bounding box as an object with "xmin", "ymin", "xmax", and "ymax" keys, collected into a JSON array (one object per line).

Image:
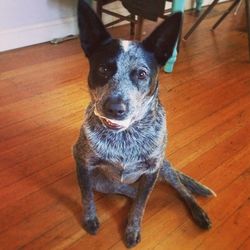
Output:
[
  {"xmin": 135, "ymin": 16, "xmax": 144, "ymax": 41},
  {"xmin": 164, "ymin": 0, "xmax": 185, "ymax": 73},
  {"xmin": 183, "ymin": 0, "xmax": 219, "ymax": 40},
  {"xmin": 196, "ymin": 0, "xmax": 203, "ymax": 12},
  {"xmin": 130, "ymin": 14, "xmax": 136, "ymax": 39},
  {"xmin": 246, "ymin": 0, "xmax": 250, "ymax": 60},
  {"xmin": 212, "ymin": 0, "xmax": 241, "ymax": 30},
  {"xmin": 96, "ymin": 0, "xmax": 103, "ymax": 18}
]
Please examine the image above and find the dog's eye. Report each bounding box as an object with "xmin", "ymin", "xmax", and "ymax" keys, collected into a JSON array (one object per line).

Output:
[
  {"xmin": 138, "ymin": 69, "xmax": 148, "ymax": 80},
  {"xmin": 98, "ymin": 65, "xmax": 109, "ymax": 75}
]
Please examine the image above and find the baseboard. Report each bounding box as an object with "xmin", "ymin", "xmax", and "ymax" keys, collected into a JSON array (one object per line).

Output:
[{"xmin": 0, "ymin": 17, "xmax": 78, "ymax": 52}]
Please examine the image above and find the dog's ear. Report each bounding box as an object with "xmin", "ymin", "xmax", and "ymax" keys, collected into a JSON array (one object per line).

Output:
[
  {"xmin": 77, "ymin": 0, "xmax": 112, "ymax": 57},
  {"xmin": 142, "ymin": 12, "xmax": 183, "ymax": 66}
]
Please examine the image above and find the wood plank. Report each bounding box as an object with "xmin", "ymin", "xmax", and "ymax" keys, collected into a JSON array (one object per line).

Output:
[
  {"xmin": 168, "ymin": 108, "xmax": 250, "ymax": 169},
  {"xmin": 0, "ymin": 172, "xmax": 83, "ymax": 233},
  {"xmin": 0, "ymin": 109, "xmax": 83, "ymax": 154},
  {"xmin": 0, "ymin": 121, "xmax": 79, "ymax": 170},
  {"xmin": 0, "ymin": 192, "xmax": 128, "ymax": 249},
  {"xmin": 239, "ymin": 237, "xmax": 250, "ymax": 250},
  {"xmin": 0, "ymin": 83, "xmax": 87, "ymax": 129},
  {"xmin": 0, "ymin": 157, "xmax": 75, "ymax": 211},
  {"xmin": 167, "ymin": 94, "xmax": 250, "ymax": 154},
  {"xmin": 197, "ymin": 199, "xmax": 250, "ymax": 250},
  {"xmin": 0, "ymin": 39, "xmax": 82, "ymax": 73}
]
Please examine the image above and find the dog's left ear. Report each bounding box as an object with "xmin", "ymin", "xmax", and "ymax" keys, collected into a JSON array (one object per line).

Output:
[
  {"xmin": 142, "ymin": 12, "xmax": 183, "ymax": 66},
  {"xmin": 77, "ymin": 0, "xmax": 112, "ymax": 57}
]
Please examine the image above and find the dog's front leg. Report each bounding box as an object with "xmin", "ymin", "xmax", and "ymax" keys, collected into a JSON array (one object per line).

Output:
[
  {"xmin": 125, "ymin": 171, "xmax": 158, "ymax": 248},
  {"xmin": 75, "ymin": 161, "xmax": 99, "ymax": 235}
]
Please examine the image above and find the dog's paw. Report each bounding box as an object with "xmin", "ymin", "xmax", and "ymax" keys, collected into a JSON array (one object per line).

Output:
[
  {"xmin": 84, "ymin": 216, "xmax": 100, "ymax": 235},
  {"xmin": 191, "ymin": 204, "xmax": 212, "ymax": 230},
  {"xmin": 125, "ymin": 230, "xmax": 141, "ymax": 248}
]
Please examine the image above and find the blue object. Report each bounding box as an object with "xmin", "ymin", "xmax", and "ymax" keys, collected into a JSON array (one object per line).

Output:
[
  {"xmin": 164, "ymin": 0, "xmax": 203, "ymax": 73},
  {"xmin": 196, "ymin": 0, "xmax": 203, "ymax": 12}
]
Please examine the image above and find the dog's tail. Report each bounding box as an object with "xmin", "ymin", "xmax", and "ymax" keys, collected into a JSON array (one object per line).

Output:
[
  {"xmin": 160, "ymin": 160, "xmax": 216, "ymax": 197},
  {"xmin": 176, "ymin": 169, "xmax": 216, "ymax": 197}
]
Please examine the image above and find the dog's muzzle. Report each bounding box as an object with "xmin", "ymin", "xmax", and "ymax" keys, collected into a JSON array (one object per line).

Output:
[{"xmin": 94, "ymin": 107, "xmax": 132, "ymax": 131}]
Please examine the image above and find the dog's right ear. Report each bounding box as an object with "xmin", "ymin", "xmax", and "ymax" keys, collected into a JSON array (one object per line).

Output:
[{"xmin": 77, "ymin": 0, "xmax": 112, "ymax": 57}]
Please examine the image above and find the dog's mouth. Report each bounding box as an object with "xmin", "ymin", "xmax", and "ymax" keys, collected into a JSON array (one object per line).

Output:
[
  {"xmin": 100, "ymin": 117, "xmax": 124, "ymax": 130},
  {"xmin": 94, "ymin": 107, "xmax": 131, "ymax": 131}
]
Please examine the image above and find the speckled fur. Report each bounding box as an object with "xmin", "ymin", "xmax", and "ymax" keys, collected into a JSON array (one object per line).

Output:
[{"xmin": 74, "ymin": 1, "xmax": 215, "ymax": 248}]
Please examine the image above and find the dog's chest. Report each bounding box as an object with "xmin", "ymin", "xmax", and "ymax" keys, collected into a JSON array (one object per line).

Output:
[
  {"xmin": 97, "ymin": 160, "xmax": 158, "ymax": 184},
  {"xmin": 85, "ymin": 125, "xmax": 166, "ymax": 184}
]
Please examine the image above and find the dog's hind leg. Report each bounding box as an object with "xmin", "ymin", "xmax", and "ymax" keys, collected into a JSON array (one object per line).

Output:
[
  {"xmin": 160, "ymin": 160, "xmax": 212, "ymax": 229},
  {"xmin": 92, "ymin": 171, "xmax": 137, "ymax": 199}
]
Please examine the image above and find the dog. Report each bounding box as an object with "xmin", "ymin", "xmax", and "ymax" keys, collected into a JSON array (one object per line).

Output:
[{"xmin": 73, "ymin": 1, "xmax": 216, "ymax": 248}]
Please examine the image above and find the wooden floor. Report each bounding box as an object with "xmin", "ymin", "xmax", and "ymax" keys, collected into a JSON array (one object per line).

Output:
[{"xmin": 0, "ymin": 3, "xmax": 250, "ymax": 250}]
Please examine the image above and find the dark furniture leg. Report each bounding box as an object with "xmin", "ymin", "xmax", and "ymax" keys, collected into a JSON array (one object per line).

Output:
[
  {"xmin": 130, "ymin": 14, "xmax": 136, "ymax": 38},
  {"xmin": 96, "ymin": 0, "xmax": 103, "ymax": 18},
  {"xmin": 212, "ymin": 0, "xmax": 240, "ymax": 30},
  {"xmin": 135, "ymin": 16, "xmax": 144, "ymax": 41},
  {"xmin": 183, "ymin": 0, "xmax": 219, "ymax": 40}
]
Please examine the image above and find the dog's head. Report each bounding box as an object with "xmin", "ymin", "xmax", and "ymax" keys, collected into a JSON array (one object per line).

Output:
[{"xmin": 78, "ymin": 0, "xmax": 182, "ymax": 131}]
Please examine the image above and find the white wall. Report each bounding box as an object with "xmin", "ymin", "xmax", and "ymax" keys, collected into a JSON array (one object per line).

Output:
[
  {"xmin": 0, "ymin": 0, "xmax": 78, "ymax": 52},
  {"xmin": 0, "ymin": 0, "xmax": 216, "ymax": 52},
  {"xmin": 0, "ymin": 0, "xmax": 78, "ymax": 30}
]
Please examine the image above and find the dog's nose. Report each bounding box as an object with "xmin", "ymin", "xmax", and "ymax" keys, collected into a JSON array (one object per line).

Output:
[{"xmin": 103, "ymin": 97, "xmax": 127, "ymax": 119}]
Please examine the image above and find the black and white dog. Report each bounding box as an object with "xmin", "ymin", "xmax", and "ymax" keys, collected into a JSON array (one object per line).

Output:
[{"xmin": 73, "ymin": 0, "xmax": 215, "ymax": 248}]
